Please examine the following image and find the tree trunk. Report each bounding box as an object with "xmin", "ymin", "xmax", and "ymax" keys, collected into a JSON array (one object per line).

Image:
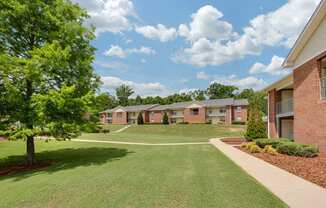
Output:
[{"xmin": 26, "ymin": 135, "xmax": 36, "ymax": 166}]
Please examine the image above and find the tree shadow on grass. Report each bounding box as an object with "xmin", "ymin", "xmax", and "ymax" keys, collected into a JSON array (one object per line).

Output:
[{"xmin": 0, "ymin": 147, "xmax": 133, "ymax": 181}]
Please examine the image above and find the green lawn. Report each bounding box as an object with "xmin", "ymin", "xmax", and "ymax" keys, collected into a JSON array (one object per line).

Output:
[
  {"xmin": 80, "ymin": 124, "xmax": 245, "ymax": 143},
  {"xmin": 100, "ymin": 124, "xmax": 127, "ymax": 132},
  {"xmin": 0, "ymin": 140, "xmax": 286, "ymax": 208}
]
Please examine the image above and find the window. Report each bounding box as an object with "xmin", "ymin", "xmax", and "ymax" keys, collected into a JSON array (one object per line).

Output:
[
  {"xmin": 236, "ymin": 106, "xmax": 242, "ymax": 112},
  {"xmin": 219, "ymin": 108, "xmax": 226, "ymax": 114},
  {"xmin": 321, "ymin": 57, "xmax": 326, "ymax": 99},
  {"xmin": 172, "ymin": 111, "xmax": 177, "ymax": 116},
  {"xmin": 192, "ymin": 108, "xmax": 199, "ymax": 115}
]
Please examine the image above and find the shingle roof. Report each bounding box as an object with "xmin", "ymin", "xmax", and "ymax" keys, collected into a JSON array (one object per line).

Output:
[
  {"xmin": 234, "ymin": 99, "xmax": 249, "ymax": 106},
  {"xmin": 103, "ymin": 98, "xmax": 249, "ymax": 113}
]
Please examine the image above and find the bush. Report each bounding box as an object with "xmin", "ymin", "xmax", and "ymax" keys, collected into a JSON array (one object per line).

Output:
[
  {"xmin": 276, "ymin": 142, "xmax": 319, "ymax": 157},
  {"xmin": 255, "ymin": 138, "xmax": 292, "ymax": 148},
  {"xmin": 232, "ymin": 121, "xmax": 246, "ymax": 125},
  {"xmin": 177, "ymin": 122, "xmax": 189, "ymax": 124},
  {"xmin": 137, "ymin": 112, "xmax": 144, "ymax": 125},
  {"xmin": 80, "ymin": 123, "xmax": 101, "ymax": 133},
  {"xmin": 262, "ymin": 145, "xmax": 278, "ymax": 155},
  {"xmin": 162, "ymin": 112, "xmax": 169, "ymax": 125},
  {"xmin": 244, "ymin": 108, "xmax": 267, "ymax": 141},
  {"xmin": 241, "ymin": 142, "xmax": 262, "ymax": 153}
]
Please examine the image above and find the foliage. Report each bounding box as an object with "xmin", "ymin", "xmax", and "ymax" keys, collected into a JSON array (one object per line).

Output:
[
  {"xmin": 0, "ymin": 0, "xmax": 99, "ymax": 163},
  {"xmin": 244, "ymin": 96, "xmax": 267, "ymax": 140},
  {"xmin": 206, "ymin": 83, "xmax": 238, "ymax": 99},
  {"xmin": 191, "ymin": 90, "xmax": 206, "ymax": 101},
  {"xmin": 162, "ymin": 112, "xmax": 169, "ymax": 125},
  {"xmin": 255, "ymin": 138, "xmax": 292, "ymax": 148},
  {"xmin": 94, "ymin": 93, "xmax": 117, "ymax": 113},
  {"xmin": 241, "ymin": 142, "xmax": 261, "ymax": 153},
  {"xmin": 262, "ymin": 145, "xmax": 278, "ymax": 155},
  {"xmin": 276, "ymin": 142, "xmax": 319, "ymax": 157},
  {"xmin": 237, "ymin": 89, "xmax": 267, "ymax": 115},
  {"xmin": 116, "ymin": 84, "xmax": 134, "ymax": 106},
  {"xmin": 137, "ymin": 112, "xmax": 144, "ymax": 125}
]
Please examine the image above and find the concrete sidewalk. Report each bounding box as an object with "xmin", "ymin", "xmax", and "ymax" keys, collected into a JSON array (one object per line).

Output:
[{"xmin": 210, "ymin": 138, "xmax": 326, "ymax": 208}]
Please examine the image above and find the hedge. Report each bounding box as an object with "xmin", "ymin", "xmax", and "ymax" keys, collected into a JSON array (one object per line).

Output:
[
  {"xmin": 276, "ymin": 142, "xmax": 319, "ymax": 158},
  {"xmin": 255, "ymin": 138, "xmax": 292, "ymax": 148}
]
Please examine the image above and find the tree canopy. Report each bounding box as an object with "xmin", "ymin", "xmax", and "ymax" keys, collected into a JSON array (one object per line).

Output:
[
  {"xmin": 115, "ymin": 84, "xmax": 134, "ymax": 106},
  {"xmin": 0, "ymin": 0, "xmax": 99, "ymax": 164}
]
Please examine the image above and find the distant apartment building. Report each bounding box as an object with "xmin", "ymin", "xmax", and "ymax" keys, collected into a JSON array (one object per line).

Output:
[
  {"xmin": 265, "ymin": 0, "xmax": 326, "ymax": 152},
  {"xmin": 100, "ymin": 98, "xmax": 248, "ymax": 125}
]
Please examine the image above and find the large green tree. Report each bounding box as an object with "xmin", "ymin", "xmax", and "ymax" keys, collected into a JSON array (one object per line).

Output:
[
  {"xmin": 0, "ymin": 0, "xmax": 99, "ymax": 165},
  {"xmin": 206, "ymin": 83, "xmax": 238, "ymax": 99},
  {"xmin": 116, "ymin": 84, "xmax": 134, "ymax": 106}
]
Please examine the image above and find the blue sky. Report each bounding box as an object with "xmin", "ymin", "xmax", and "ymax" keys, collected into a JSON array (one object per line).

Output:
[{"xmin": 73, "ymin": 0, "xmax": 321, "ymax": 97}]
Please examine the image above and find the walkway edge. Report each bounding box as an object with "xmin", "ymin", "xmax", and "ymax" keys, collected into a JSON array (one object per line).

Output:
[
  {"xmin": 210, "ymin": 138, "xmax": 326, "ymax": 208},
  {"xmin": 113, "ymin": 125, "xmax": 131, "ymax": 133}
]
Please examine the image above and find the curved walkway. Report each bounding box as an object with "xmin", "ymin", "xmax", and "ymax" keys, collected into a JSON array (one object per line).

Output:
[
  {"xmin": 113, "ymin": 125, "xmax": 131, "ymax": 133},
  {"xmin": 210, "ymin": 138, "xmax": 326, "ymax": 208},
  {"xmin": 71, "ymin": 139, "xmax": 209, "ymax": 146}
]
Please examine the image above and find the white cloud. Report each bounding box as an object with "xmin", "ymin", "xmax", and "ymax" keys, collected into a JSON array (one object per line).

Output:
[
  {"xmin": 172, "ymin": 36, "xmax": 260, "ymax": 67},
  {"xmin": 178, "ymin": 5, "xmax": 236, "ymax": 42},
  {"xmin": 173, "ymin": 1, "xmax": 319, "ymax": 67},
  {"xmin": 95, "ymin": 60, "xmax": 129, "ymax": 71},
  {"xmin": 135, "ymin": 24, "xmax": 178, "ymax": 42},
  {"xmin": 101, "ymin": 76, "xmax": 171, "ymax": 97},
  {"xmin": 73, "ymin": 0, "xmax": 137, "ymax": 35},
  {"xmin": 104, "ymin": 45, "xmax": 156, "ymax": 58},
  {"xmin": 249, "ymin": 55, "xmax": 289, "ymax": 75},
  {"xmin": 211, "ymin": 75, "xmax": 267, "ymax": 90},
  {"xmin": 196, "ymin": 71, "xmax": 209, "ymax": 80},
  {"xmin": 103, "ymin": 45, "xmax": 127, "ymax": 58},
  {"xmin": 178, "ymin": 88, "xmax": 198, "ymax": 94},
  {"xmin": 244, "ymin": 0, "xmax": 320, "ymax": 48}
]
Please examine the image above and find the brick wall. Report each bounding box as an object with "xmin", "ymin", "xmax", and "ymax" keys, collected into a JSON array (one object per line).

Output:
[
  {"xmin": 184, "ymin": 107, "xmax": 206, "ymax": 123},
  {"xmin": 225, "ymin": 106, "xmax": 232, "ymax": 124},
  {"xmin": 232, "ymin": 106, "xmax": 248, "ymax": 123},
  {"xmin": 293, "ymin": 51, "xmax": 326, "ymax": 152},
  {"xmin": 148, "ymin": 111, "xmax": 163, "ymax": 123},
  {"xmin": 268, "ymin": 89, "xmax": 278, "ymax": 138},
  {"xmin": 112, "ymin": 112, "xmax": 128, "ymax": 124}
]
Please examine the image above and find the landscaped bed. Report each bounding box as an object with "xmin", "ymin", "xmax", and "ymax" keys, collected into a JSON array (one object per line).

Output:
[{"xmin": 233, "ymin": 140, "xmax": 326, "ymax": 188}]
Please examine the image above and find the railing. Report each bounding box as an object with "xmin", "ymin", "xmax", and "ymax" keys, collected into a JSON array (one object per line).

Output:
[
  {"xmin": 277, "ymin": 98, "xmax": 293, "ymax": 115},
  {"xmin": 321, "ymin": 77, "xmax": 326, "ymax": 99},
  {"xmin": 207, "ymin": 112, "xmax": 226, "ymax": 117}
]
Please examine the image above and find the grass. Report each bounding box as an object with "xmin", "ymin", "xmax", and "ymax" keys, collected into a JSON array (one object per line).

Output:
[
  {"xmin": 0, "ymin": 140, "xmax": 287, "ymax": 208},
  {"xmin": 80, "ymin": 124, "xmax": 245, "ymax": 143},
  {"xmin": 99, "ymin": 124, "xmax": 127, "ymax": 132}
]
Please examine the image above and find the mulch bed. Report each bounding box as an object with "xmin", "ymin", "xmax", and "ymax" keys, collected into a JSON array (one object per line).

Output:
[
  {"xmin": 238, "ymin": 146, "xmax": 326, "ymax": 188},
  {"xmin": 221, "ymin": 137, "xmax": 245, "ymax": 145},
  {"xmin": 0, "ymin": 161, "xmax": 54, "ymax": 176}
]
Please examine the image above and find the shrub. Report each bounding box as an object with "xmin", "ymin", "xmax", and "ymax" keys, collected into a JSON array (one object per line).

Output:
[
  {"xmin": 232, "ymin": 121, "xmax": 246, "ymax": 125},
  {"xmin": 80, "ymin": 123, "xmax": 101, "ymax": 133},
  {"xmin": 177, "ymin": 122, "xmax": 189, "ymax": 124},
  {"xmin": 276, "ymin": 142, "xmax": 319, "ymax": 157},
  {"xmin": 262, "ymin": 145, "xmax": 278, "ymax": 155},
  {"xmin": 244, "ymin": 106, "xmax": 267, "ymax": 141},
  {"xmin": 255, "ymin": 138, "xmax": 292, "ymax": 148},
  {"xmin": 137, "ymin": 112, "xmax": 144, "ymax": 125},
  {"xmin": 240, "ymin": 142, "xmax": 261, "ymax": 153},
  {"xmin": 162, "ymin": 112, "xmax": 169, "ymax": 125}
]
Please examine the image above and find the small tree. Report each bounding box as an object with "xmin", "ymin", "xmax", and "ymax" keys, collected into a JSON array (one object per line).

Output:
[
  {"xmin": 244, "ymin": 95, "xmax": 267, "ymax": 141},
  {"xmin": 137, "ymin": 112, "xmax": 144, "ymax": 125},
  {"xmin": 162, "ymin": 112, "xmax": 169, "ymax": 125}
]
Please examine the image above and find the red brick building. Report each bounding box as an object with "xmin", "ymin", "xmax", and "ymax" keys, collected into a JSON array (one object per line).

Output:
[
  {"xmin": 100, "ymin": 98, "xmax": 248, "ymax": 125},
  {"xmin": 265, "ymin": 0, "xmax": 326, "ymax": 152}
]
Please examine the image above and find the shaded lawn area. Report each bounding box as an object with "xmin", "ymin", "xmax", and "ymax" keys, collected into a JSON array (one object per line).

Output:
[
  {"xmin": 80, "ymin": 124, "xmax": 245, "ymax": 143},
  {"xmin": 0, "ymin": 140, "xmax": 286, "ymax": 208},
  {"xmin": 99, "ymin": 124, "xmax": 127, "ymax": 132}
]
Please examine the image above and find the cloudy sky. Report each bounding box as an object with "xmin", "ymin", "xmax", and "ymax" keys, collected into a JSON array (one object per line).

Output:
[{"xmin": 73, "ymin": 0, "xmax": 321, "ymax": 97}]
